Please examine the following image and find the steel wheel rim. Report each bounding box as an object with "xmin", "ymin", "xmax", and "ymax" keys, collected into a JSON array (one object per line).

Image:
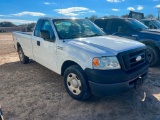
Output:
[
  {"xmin": 67, "ymin": 73, "xmax": 81, "ymax": 95},
  {"xmin": 19, "ymin": 50, "xmax": 23, "ymax": 61}
]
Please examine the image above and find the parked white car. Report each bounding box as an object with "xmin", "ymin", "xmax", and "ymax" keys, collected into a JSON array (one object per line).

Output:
[{"xmin": 13, "ymin": 18, "xmax": 149, "ymax": 101}]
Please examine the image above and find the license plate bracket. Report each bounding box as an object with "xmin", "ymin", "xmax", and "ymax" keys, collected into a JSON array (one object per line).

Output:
[{"xmin": 135, "ymin": 77, "xmax": 143, "ymax": 89}]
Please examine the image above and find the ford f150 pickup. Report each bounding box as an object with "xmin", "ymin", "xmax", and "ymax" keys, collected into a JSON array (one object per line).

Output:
[
  {"xmin": 13, "ymin": 17, "xmax": 149, "ymax": 101},
  {"xmin": 94, "ymin": 18, "xmax": 160, "ymax": 66}
]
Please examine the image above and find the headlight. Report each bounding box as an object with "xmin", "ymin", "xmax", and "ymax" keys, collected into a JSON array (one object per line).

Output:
[{"xmin": 92, "ymin": 57, "xmax": 121, "ymax": 70}]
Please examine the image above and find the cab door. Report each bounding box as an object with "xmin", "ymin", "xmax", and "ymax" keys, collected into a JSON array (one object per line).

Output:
[
  {"xmin": 32, "ymin": 19, "xmax": 57, "ymax": 72},
  {"xmin": 32, "ymin": 19, "xmax": 44, "ymax": 64}
]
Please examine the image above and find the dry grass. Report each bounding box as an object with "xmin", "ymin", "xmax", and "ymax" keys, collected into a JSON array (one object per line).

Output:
[
  {"xmin": 0, "ymin": 33, "xmax": 160, "ymax": 120},
  {"xmin": 0, "ymin": 33, "xmax": 13, "ymax": 40}
]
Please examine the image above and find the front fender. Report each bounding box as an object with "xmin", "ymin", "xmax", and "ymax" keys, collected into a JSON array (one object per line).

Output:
[
  {"xmin": 139, "ymin": 39, "xmax": 160, "ymax": 50},
  {"xmin": 56, "ymin": 45, "xmax": 94, "ymax": 75}
]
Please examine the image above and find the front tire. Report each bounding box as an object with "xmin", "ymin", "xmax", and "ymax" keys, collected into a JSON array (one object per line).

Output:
[
  {"xmin": 64, "ymin": 65, "xmax": 91, "ymax": 101},
  {"xmin": 18, "ymin": 47, "xmax": 29, "ymax": 64},
  {"xmin": 146, "ymin": 45, "xmax": 159, "ymax": 67}
]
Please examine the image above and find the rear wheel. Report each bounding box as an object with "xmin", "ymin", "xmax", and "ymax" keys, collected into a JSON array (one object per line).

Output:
[
  {"xmin": 18, "ymin": 47, "xmax": 29, "ymax": 64},
  {"xmin": 64, "ymin": 65, "xmax": 91, "ymax": 101},
  {"xmin": 146, "ymin": 45, "xmax": 159, "ymax": 67}
]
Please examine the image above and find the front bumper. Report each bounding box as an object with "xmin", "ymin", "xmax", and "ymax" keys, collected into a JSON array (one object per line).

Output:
[{"xmin": 84, "ymin": 62, "xmax": 148, "ymax": 96}]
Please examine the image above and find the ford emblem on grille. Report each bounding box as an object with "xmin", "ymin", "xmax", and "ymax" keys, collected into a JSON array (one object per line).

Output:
[{"xmin": 136, "ymin": 56, "xmax": 142, "ymax": 62}]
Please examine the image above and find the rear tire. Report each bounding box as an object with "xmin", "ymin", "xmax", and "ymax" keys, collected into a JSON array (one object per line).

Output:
[
  {"xmin": 64, "ymin": 65, "xmax": 91, "ymax": 101},
  {"xmin": 146, "ymin": 45, "xmax": 159, "ymax": 67},
  {"xmin": 18, "ymin": 47, "xmax": 29, "ymax": 64}
]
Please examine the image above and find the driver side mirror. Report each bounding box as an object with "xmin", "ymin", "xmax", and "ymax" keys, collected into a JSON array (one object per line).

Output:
[
  {"xmin": 40, "ymin": 30, "xmax": 56, "ymax": 42},
  {"xmin": 40, "ymin": 30, "xmax": 50, "ymax": 39}
]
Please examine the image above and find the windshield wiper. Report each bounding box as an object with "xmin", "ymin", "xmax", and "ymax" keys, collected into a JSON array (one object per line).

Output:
[
  {"xmin": 136, "ymin": 28, "xmax": 149, "ymax": 31},
  {"xmin": 62, "ymin": 34, "xmax": 81, "ymax": 39},
  {"xmin": 86, "ymin": 33, "xmax": 104, "ymax": 37},
  {"xmin": 61, "ymin": 33, "xmax": 105, "ymax": 39}
]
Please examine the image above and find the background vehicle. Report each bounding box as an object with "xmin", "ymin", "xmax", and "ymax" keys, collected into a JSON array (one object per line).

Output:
[
  {"xmin": 140, "ymin": 19, "xmax": 160, "ymax": 29},
  {"xmin": 128, "ymin": 11, "xmax": 160, "ymax": 29},
  {"xmin": 13, "ymin": 17, "xmax": 148, "ymax": 101},
  {"xmin": 94, "ymin": 18, "xmax": 160, "ymax": 66}
]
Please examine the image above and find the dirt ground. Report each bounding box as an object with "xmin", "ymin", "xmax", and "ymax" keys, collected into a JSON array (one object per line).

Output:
[{"xmin": 0, "ymin": 33, "xmax": 160, "ymax": 120}]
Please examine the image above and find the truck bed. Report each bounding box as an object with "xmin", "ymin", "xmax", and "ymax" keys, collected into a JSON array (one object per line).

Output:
[
  {"xmin": 13, "ymin": 31, "xmax": 33, "ymax": 59},
  {"xmin": 13, "ymin": 31, "xmax": 32, "ymax": 35}
]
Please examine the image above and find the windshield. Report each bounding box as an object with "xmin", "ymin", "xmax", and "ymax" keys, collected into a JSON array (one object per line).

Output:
[
  {"xmin": 125, "ymin": 19, "xmax": 148, "ymax": 30},
  {"xmin": 53, "ymin": 19, "xmax": 105, "ymax": 39},
  {"xmin": 152, "ymin": 20, "xmax": 160, "ymax": 28}
]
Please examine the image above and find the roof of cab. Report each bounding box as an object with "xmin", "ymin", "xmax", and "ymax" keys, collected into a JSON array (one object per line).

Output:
[
  {"xmin": 38, "ymin": 17, "xmax": 81, "ymax": 20},
  {"xmin": 140, "ymin": 19, "xmax": 156, "ymax": 21},
  {"xmin": 94, "ymin": 18, "xmax": 134, "ymax": 22}
]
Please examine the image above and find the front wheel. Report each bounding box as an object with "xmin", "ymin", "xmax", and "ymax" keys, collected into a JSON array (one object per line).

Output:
[
  {"xmin": 146, "ymin": 45, "xmax": 159, "ymax": 67},
  {"xmin": 64, "ymin": 65, "xmax": 91, "ymax": 101},
  {"xmin": 18, "ymin": 47, "xmax": 29, "ymax": 64}
]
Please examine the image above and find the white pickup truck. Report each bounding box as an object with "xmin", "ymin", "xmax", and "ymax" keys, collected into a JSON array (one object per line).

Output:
[{"xmin": 13, "ymin": 17, "xmax": 149, "ymax": 101}]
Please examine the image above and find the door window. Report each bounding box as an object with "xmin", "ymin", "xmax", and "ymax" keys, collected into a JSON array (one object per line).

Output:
[
  {"xmin": 41, "ymin": 20, "xmax": 55, "ymax": 40},
  {"xmin": 142, "ymin": 21, "xmax": 156, "ymax": 29},
  {"xmin": 34, "ymin": 20, "xmax": 43, "ymax": 37},
  {"xmin": 109, "ymin": 19, "xmax": 131, "ymax": 34},
  {"xmin": 148, "ymin": 21, "xmax": 156, "ymax": 29},
  {"xmin": 143, "ymin": 21, "xmax": 150, "ymax": 26},
  {"xmin": 94, "ymin": 19, "xmax": 109, "ymax": 32}
]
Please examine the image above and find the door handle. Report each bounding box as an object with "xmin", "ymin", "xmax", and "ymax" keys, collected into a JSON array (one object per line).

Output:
[
  {"xmin": 37, "ymin": 41, "xmax": 40, "ymax": 46},
  {"xmin": 57, "ymin": 46, "xmax": 63, "ymax": 50}
]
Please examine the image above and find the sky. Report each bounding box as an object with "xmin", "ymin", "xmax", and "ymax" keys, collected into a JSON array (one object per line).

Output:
[{"xmin": 0, "ymin": 0, "xmax": 160, "ymax": 24}]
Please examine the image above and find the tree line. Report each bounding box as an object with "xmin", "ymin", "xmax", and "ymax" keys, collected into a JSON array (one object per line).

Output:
[
  {"xmin": 0, "ymin": 13, "xmax": 158, "ymax": 28},
  {"xmin": 0, "ymin": 22, "xmax": 36, "ymax": 32},
  {"xmin": 86, "ymin": 14, "xmax": 158, "ymax": 22}
]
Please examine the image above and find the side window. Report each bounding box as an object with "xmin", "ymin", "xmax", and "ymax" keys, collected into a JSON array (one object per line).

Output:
[
  {"xmin": 141, "ymin": 21, "xmax": 144, "ymax": 24},
  {"xmin": 34, "ymin": 20, "xmax": 43, "ymax": 37},
  {"xmin": 143, "ymin": 21, "xmax": 150, "ymax": 27},
  {"xmin": 143, "ymin": 21, "xmax": 156, "ymax": 29},
  {"xmin": 109, "ymin": 20, "xmax": 124, "ymax": 33},
  {"xmin": 148, "ymin": 21, "xmax": 156, "ymax": 29},
  {"xmin": 94, "ymin": 20, "xmax": 108, "ymax": 31},
  {"xmin": 109, "ymin": 19, "xmax": 132, "ymax": 35},
  {"xmin": 40, "ymin": 20, "xmax": 55, "ymax": 40},
  {"xmin": 104, "ymin": 20, "xmax": 109, "ymax": 32}
]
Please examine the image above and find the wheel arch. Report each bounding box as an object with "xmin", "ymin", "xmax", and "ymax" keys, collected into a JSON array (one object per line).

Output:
[
  {"xmin": 61, "ymin": 60, "xmax": 83, "ymax": 76},
  {"xmin": 16, "ymin": 42, "xmax": 21, "ymax": 51},
  {"xmin": 140, "ymin": 39, "xmax": 160, "ymax": 54}
]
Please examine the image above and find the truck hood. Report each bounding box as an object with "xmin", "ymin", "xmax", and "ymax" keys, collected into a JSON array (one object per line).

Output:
[
  {"xmin": 141, "ymin": 29, "xmax": 160, "ymax": 35},
  {"xmin": 65, "ymin": 35, "xmax": 145, "ymax": 56}
]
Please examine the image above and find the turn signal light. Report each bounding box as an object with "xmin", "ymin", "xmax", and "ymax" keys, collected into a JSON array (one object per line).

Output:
[{"xmin": 93, "ymin": 58, "xmax": 100, "ymax": 67}]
